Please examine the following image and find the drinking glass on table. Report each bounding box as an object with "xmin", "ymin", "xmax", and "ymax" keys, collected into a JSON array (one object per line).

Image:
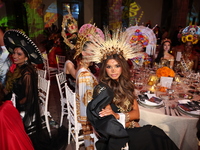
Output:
[{"xmin": 134, "ymin": 78, "xmax": 144, "ymax": 90}]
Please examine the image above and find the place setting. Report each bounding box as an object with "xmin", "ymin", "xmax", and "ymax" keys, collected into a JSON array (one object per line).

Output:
[
  {"xmin": 177, "ymin": 99, "xmax": 200, "ymax": 118},
  {"xmin": 137, "ymin": 91, "xmax": 164, "ymax": 109}
]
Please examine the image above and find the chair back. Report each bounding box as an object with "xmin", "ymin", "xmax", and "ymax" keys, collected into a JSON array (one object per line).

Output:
[
  {"xmin": 65, "ymin": 83, "xmax": 84, "ymax": 149},
  {"xmin": 56, "ymin": 72, "xmax": 67, "ymax": 99},
  {"xmin": 38, "ymin": 75, "xmax": 51, "ymax": 136},
  {"xmin": 56, "ymin": 55, "xmax": 66, "ymax": 73},
  {"xmin": 37, "ymin": 69, "xmax": 47, "ymax": 79},
  {"xmin": 43, "ymin": 53, "xmax": 58, "ymax": 79}
]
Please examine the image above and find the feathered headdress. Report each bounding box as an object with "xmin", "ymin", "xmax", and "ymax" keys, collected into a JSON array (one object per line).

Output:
[
  {"xmin": 74, "ymin": 24, "xmax": 104, "ymax": 59},
  {"xmin": 85, "ymin": 28, "xmax": 143, "ymax": 63}
]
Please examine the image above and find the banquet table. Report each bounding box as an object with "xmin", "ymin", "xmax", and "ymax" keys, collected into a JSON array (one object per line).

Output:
[{"xmin": 135, "ymin": 78, "xmax": 200, "ymax": 150}]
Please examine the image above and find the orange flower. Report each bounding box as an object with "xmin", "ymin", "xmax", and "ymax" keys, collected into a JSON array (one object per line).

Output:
[
  {"xmin": 159, "ymin": 86, "xmax": 167, "ymax": 92},
  {"xmin": 156, "ymin": 66, "xmax": 175, "ymax": 77}
]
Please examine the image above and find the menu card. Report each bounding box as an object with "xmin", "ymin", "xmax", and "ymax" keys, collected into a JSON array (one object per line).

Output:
[
  {"xmin": 160, "ymin": 77, "xmax": 173, "ymax": 88},
  {"xmin": 176, "ymin": 52, "xmax": 182, "ymax": 61}
]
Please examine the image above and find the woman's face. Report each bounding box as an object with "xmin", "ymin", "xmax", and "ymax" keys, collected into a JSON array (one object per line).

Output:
[
  {"xmin": 12, "ymin": 47, "xmax": 28, "ymax": 66},
  {"xmin": 185, "ymin": 41, "xmax": 193, "ymax": 53},
  {"xmin": 163, "ymin": 42, "xmax": 171, "ymax": 51},
  {"xmin": 105, "ymin": 59, "xmax": 122, "ymax": 80}
]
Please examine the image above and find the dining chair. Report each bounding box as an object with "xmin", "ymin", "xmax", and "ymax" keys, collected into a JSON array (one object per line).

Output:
[
  {"xmin": 38, "ymin": 75, "xmax": 51, "ymax": 137},
  {"xmin": 56, "ymin": 55, "xmax": 66, "ymax": 73},
  {"xmin": 65, "ymin": 83, "xmax": 84, "ymax": 150},
  {"xmin": 43, "ymin": 53, "xmax": 58, "ymax": 80},
  {"xmin": 56, "ymin": 72, "xmax": 67, "ymax": 127},
  {"xmin": 37, "ymin": 68, "xmax": 47, "ymax": 79}
]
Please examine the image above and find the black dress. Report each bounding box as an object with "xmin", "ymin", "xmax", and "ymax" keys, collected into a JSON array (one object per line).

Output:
[
  {"xmin": 5, "ymin": 64, "xmax": 68, "ymax": 150},
  {"xmin": 66, "ymin": 73, "xmax": 75, "ymax": 92},
  {"xmin": 5, "ymin": 64, "xmax": 41, "ymax": 132},
  {"xmin": 87, "ymin": 82, "xmax": 179, "ymax": 150}
]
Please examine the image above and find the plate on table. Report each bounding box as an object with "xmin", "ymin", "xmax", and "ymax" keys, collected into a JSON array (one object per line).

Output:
[
  {"xmin": 177, "ymin": 100, "xmax": 200, "ymax": 118},
  {"xmin": 178, "ymin": 93, "xmax": 193, "ymax": 99},
  {"xmin": 137, "ymin": 94, "xmax": 164, "ymax": 109},
  {"xmin": 188, "ymin": 90, "xmax": 200, "ymax": 95}
]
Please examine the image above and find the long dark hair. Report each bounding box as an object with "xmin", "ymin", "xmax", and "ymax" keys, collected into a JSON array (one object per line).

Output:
[
  {"xmin": 99, "ymin": 54, "xmax": 135, "ymax": 111},
  {"xmin": 155, "ymin": 41, "xmax": 172, "ymax": 63}
]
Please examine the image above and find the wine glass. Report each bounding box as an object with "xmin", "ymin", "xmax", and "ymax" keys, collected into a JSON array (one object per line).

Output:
[{"xmin": 134, "ymin": 78, "xmax": 144, "ymax": 90}]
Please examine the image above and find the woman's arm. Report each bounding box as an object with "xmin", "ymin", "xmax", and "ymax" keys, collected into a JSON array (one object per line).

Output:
[
  {"xmin": 99, "ymin": 99, "xmax": 140, "ymax": 127},
  {"xmin": 65, "ymin": 61, "xmax": 76, "ymax": 78},
  {"xmin": 169, "ymin": 56, "xmax": 174, "ymax": 69}
]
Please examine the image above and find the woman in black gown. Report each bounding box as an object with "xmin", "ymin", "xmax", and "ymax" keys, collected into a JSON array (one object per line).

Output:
[{"xmin": 87, "ymin": 29, "xmax": 179, "ymax": 150}]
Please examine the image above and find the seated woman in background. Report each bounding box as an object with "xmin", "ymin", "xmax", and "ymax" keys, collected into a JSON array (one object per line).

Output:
[
  {"xmin": 0, "ymin": 83, "xmax": 34, "ymax": 150},
  {"xmin": 175, "ymin": 25, "xmax": 200, "ymax": 73},
  {"xmin": 87, "ymin": 29, "xmax": 179, "ymax": 150},
  {"xmin": 154, "ymin": 38, "xmax": 174, "ymax": 69},
  {"xmin": 64, "ymin": 49, "xmax": 77, "ymax": 92},
  {"xmin": 3, "ymin": 30, "xmax": 46, "ymax": 149}
]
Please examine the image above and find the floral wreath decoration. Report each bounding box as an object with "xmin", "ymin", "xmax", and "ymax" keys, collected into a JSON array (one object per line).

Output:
[
  {"xmin": 125, "ymin": 25, "xmax": 157, "ymax": 56},
  {"xmin": 84, "ymin": 28, "xmax": 143, "ymax": 64},
  {"xmin": 129, "ymin": 29, "xmax": 149, "ymax": 48},
  {"xmin": 131, "ymin": 52, "xmax": 151, "ymax": 66},
  {"xmin": 179, "ymin": 25, "xmax": 200, "ymax": 45}
]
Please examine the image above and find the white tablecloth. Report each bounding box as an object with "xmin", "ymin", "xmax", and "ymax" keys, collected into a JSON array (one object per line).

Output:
[{"xmin": 139, "ymin": 104, "xmax": 198, "ymax": 150}]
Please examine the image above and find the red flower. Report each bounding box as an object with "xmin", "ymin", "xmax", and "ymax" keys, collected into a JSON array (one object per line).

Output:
[{"xmin": 9, "ymin": 64, "xmax": 17, "ymax": 73}]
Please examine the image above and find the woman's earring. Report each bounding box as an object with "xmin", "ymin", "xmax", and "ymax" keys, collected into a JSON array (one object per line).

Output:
[{"xmin": 25, "ymin": 60, "xmax": 28, "ymax": 64}]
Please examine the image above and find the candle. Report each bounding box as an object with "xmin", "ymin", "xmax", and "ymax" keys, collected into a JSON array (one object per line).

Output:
[{"xmin": 150, "ymin": 85, "xmax": 155, "ymax": 92}]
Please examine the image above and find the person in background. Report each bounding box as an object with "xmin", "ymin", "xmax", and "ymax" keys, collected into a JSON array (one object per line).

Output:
[
  {"xmin": 75, "ymin": 42, "xmax": 98, "ymax": 150},
  {"xmin": 154, "ymin": 38, "xmax": 174, "ymax": 69},
  {"xmin": 0, "ymin": 27, "xmax": 11, "ymax": 86},
  {"xmin": 153, "ymin": 26, "xmax": 162, "ymax": 45},
  {"xmin": 87, "ymin": 29, "xmax": 179, "ymax": 150},
  {"xmin": 64, "ymin": 49, "xmax": 77, "ymax": 92},
  {"xmin": 74, "ymin": 24, "xmax": 104, "ymax": 149},
  {"xmin": 0, "ymin": 83, "xmax": 34, "ymax": 150},
  {"xmin": 175, "ymin": 25, "xmax": 200, "ymax": 73},
  {"xmin": 3, "ymin": 30, "xmax": 45, "ymax": 149}
]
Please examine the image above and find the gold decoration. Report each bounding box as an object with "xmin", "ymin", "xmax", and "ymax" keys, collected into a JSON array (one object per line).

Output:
[
  {"xmin": 74, "ymin": 24, "xmax": 101, "ymax": 59},
  {"xmin": 86, "ymin": 28, "xmax": 143, "ymax": 63},
  {"xmin": 61, "ymin": 6, "xmax": 78, "ymax": 50}
]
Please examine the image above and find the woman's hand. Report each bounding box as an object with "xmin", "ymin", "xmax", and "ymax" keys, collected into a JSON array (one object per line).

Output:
[{"xmin": 99, "ymin": 104, "xmax": 119, "ymax": 119}]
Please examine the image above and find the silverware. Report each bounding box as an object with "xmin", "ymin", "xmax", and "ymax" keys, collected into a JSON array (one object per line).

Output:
[
  {"xmin": 168, "ymin": 106, "xmax": 172, "ymax": 116},
  {"xmin": 175, "ymin": 107, "xmax": 182, "ymax": 116},
  {"xmin": 163, "ymin": 102, "xmax": 167, "ymax": 115},
  {"xmin": 171, "ymin": 104, "xmax": 178, "ymax": 116}
]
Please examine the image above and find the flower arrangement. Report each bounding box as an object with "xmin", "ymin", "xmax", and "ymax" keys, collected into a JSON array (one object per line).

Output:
[
  {"xmin": 130, "ymin": 29, "xmax": 149, "ymax": 48},
  {"xmin": 156, "ymin": 66, "xmax": 175, "ymax": 78},
  {"xmin": 131, "ymin": 52, "xmax": 151, "ymax": 66},
  {"xmin": 181, "ymin": 34, "xmax": 198, "ymax": 44}
]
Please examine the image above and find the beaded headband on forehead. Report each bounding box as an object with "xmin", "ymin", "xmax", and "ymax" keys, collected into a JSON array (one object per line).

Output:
[
  {"xmin": 84, "ymin": 28, "xmax": 143, "ymax": 63},
  {"xmin": 161, "ymin": 38, "xmax": 171, "ymax": 44}
]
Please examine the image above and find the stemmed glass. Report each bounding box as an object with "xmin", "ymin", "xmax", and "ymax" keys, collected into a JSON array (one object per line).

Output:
[{"xmin": 134, "ymin": 78, "xmax": 144, "ymax": 90}]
